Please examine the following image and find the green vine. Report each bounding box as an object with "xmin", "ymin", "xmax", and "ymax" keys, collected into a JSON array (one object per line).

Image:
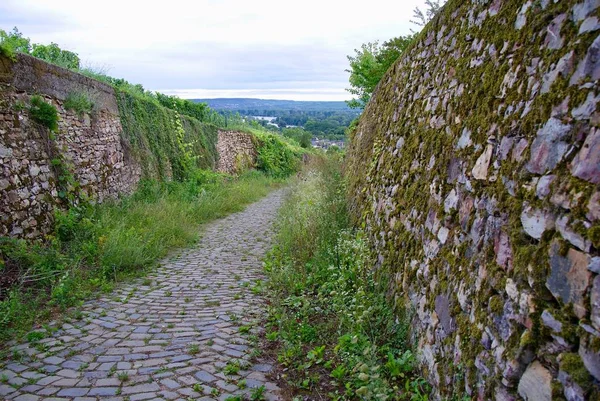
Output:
[
  {"xmin": 116, "ymin": 90, "xmax": 219, "ymax": 181},
  {"xmin": 172, "ymin": 99, "xmax": 196, "ymax": 179}
]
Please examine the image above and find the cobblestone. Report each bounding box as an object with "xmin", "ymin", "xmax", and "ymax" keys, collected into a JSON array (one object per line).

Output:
[{"xmin": 1, "ymin": 190, "xmax": 285, "ymax": 400}]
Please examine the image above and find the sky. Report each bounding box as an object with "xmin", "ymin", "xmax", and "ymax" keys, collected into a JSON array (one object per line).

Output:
[{"xmin": 0, "ymin": 0, "xmax": 426, "ymax": 101}]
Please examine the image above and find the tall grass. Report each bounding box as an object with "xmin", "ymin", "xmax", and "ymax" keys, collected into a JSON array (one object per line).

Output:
[
  {"xmin": 264, "ymin": 157, "xmax": 427, "ymax": 400},
  {"xmin": 0, "ymin": 170, "xmax": 282, "ymax": 342}
]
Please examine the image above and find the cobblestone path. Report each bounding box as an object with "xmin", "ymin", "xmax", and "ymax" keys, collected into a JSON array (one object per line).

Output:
[{"xmin": 1, "ymin": 189, "xmax": 287, "ymax": 401}]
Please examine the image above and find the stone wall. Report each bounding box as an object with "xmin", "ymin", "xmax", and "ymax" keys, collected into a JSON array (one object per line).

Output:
[
  {"xmin": 216, "ymin": 130, "xmax": 257, "ymax": 174},
  {"xmin": 0, "ymin": 54, "xmax": 261, "ymax": 238},
  {"xmin": 0, "ymin": 54, "xmax": 141, "ymax": 238},
  {"xmin": 346, "ymin": 0, "xmax": 600, "ymax": 399}
]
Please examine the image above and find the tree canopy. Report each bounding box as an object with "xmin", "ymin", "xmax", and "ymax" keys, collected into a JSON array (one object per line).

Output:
[
  {"xmin": 345, "ymin": 0, "xmax": 446, "ymax": 109},
  {"xmin": 282, "ymin": 127, "xmax": 312, "ymax": 148},
  {"xmin": 0, "ymin": 27, "xmax": 80, "ymax": 69},
  {"xmin": 345, "ymin": 36, "xmax": 414, "ymax": 109}
]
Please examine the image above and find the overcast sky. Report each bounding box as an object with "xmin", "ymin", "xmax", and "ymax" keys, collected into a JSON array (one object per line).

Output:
[{"xmin": 0, "ymin": 0, "xmax": 426, "ymax": 100}]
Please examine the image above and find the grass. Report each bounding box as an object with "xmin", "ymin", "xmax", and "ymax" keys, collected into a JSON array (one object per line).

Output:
[
  {"xmin": 223, "ymin": 361, "xmax": 241, "ymax": 375},
  {"xmin": 64, "ymin": 91, "xmax": 94, "ymax": 116},
  {"xmin": 0, "ymin": 169, "xmax": 284, "ymax": 343},
  {"xmin": 250, "ymin": 385, "xmax": 266, "ymax": 401},
  {"xmin": 263, "ymin": 156, "xmax": 429, "ymax": 400},
  {"xmin": 188, "ymin": 344, "xmax": 200, "ymax": 355}
]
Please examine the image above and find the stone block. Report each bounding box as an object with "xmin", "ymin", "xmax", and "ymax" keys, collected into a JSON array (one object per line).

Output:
[
  {"xmin": 517, "ymin": 361, "xmax": 552, "ymax": 401},
  {"xmin": 547, "ymin": 241, "xmax": 592, "ymax": 318}
]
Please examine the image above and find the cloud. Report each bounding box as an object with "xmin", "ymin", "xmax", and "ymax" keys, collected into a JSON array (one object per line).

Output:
[{"xmin": 0, "ymin": 0, "xmax": 426, "ymax": 100}]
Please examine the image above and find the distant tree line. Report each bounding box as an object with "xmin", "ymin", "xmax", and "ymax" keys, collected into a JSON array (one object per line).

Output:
[{"xmin": 228, "ymin": 108, "xmax": 357, "ymax": 141}]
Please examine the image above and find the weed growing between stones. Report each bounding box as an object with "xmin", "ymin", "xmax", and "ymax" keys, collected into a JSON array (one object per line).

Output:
[
  {"xmin": 0, "ymin": 169, "xmax": 285, "ymax": 343},
  {"xmin": 28, "ymin": 95, "xmax": 59, "ymax": 132},
  {"xmin": 264, "ymin": 156, "xmax": 427, "ymax": 400},
  {"xmin": 64, "ymin": 91, "xmax": 94, "ymax": 117}
]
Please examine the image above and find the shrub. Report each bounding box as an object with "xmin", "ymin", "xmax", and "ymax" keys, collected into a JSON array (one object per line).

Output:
[
  {"xmin": 256, "ymin": 134, "xmax": 298, "ymax": 178},
  {"xmin": 31, "ymin": 42, "xmax": 80, "ymax": 70},
  {"xmin": 64, "ymin": 92, "xmax": 94, "ymax": 116},
  {"xmin": 0, "ymin": 27, "xmax": 30, "ymax": 61},
  {"xmin": 0, "ymin": 43, "xmax": 15, "ymax": 60},
  {"xmin": 29, "ymin": 95, "xmax": 59, "ymax": 132}
]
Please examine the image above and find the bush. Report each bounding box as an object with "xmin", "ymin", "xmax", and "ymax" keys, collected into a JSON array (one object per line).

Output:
[
  {"xmin": 31, "ymin": 42, "xmax": 80, "ymax": 70},
  {"xmin": 64, "ymin": 92, "xmax": 94, "ymax": 116},
  {"xmin": 0, "ymin": 27, "xmax": 30, "ymax": 61},
  {"xmin": 256, "ymin": 134, "xmax": 298, "ymax": 178},
  {"xmin": 29, "ymin": 95, "xmax": 59, "ymax": 132}
]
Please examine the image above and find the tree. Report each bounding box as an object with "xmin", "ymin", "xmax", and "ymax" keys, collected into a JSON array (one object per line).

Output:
[
  {"xmin": 345, "ymin": 0, "xmax": 447, "ymax": 109},
  {"xmin": 282, "ymin": 127, "xmax": 312, "ymax": 148},
  {"xmin": 31, "ymin": 43, "xmax": 80, "ymax": 69},
  {"xmin": 0, "ymin": 27, "xmax": 32, "ymax": 58},
  {"xmin": 345, "ymin": 35, "xmax": 413, "ymax": 109}
]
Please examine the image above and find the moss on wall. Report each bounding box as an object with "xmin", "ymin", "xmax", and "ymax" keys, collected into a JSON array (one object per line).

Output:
[{"xmin": 346, "ymin": 0, "xmax": 600, "ymax": 398}]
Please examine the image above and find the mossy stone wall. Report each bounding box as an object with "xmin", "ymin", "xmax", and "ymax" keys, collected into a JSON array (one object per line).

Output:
[
  {"xmin": 0, "ymin": 54, "xmax": 255, "ymax": 238},
  {"xmin": 0, "ymin": 54, "xmax": 142, "ymax": 238},
  {"xmin": 216, "ymin": 130, "xmax": 257, "ymax": 174},
  {"xmin": 346, "ymin": 0, "xmax": 600, "ymax": 399}
]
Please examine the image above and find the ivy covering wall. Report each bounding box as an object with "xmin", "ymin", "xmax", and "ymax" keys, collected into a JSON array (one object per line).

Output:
[{"xmin": 116, "ymin": 91, "xmax": 219, "ymax": 181}]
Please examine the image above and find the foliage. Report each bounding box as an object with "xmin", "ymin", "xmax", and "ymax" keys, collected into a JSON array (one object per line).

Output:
[
  {"xmin": 205, "ymin": 102, "xmax": 358, "ymax": 140},
  {"xmin": 264, "ymin": 157, "xmax": 427, "ymax": 399},
  {"xmin": 77, "ymin": 69, "xmax": 225, "ymax": 127},
  {"xmin": 64, "ymin": 92, "xmax": 94, "ymax": 116},
  {"xmin": 0, "ymin": 28, "xmax": 80, "ymax": 69},
  {"xmin": 345, "ymin": 0, "xmax": 446, "ymax": 109},
  {"xmin": 411, "ymin": 0, "xmax": 446, "ymax": 28},
  {"xmin": 282, "ymin": 127, "xmax": 312, "ymax": 148},
  {"xmin": 346, "ymin": 36, "xmax": 414, "ymax": 109},
  {"xmin": 0, "ymin": 27, "xmax": 31, "ymax": 60},
  {"xmin": 171, "ymin": 99, "xmax": 197, "ymax": 177},
  {"xmin": 0, "ymin": 170, "xmax": 283, "ymax": 342},
  {"xmin": 31, "ymin": 42, "xmax": 80, "ymax": 69},
  {"xmin": 116, "ymin": 90, "xmax": 218, "ymax": 180},
  {"xmin": 28, "ymin": 95, "xmax": 59, "ymax": 132},
  {"xmin": 255, "ymin": 133, "xmax": 299, "ymax": 178},
  {"xmin": 155, "ymin": 92, "xmax": 210, "ymax": 123}
]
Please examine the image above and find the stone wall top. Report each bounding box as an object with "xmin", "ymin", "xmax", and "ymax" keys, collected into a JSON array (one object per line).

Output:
[{"xmin": 0, "ymin": 53, "xmax": 118, "ymax": 114}]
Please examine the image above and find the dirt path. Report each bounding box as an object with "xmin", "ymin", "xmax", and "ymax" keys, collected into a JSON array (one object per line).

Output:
[{"xmin": 1, "ymin": 189, "xmax": 287, "ymax": 401}]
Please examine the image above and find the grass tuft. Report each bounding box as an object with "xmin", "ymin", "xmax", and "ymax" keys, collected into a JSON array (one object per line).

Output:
[{"xmin": 64, "ymin": 92, "xmax": 94, "ymax": 116}]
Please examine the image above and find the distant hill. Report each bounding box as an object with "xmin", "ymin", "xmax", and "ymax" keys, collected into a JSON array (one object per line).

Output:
[{"xmin": 192, "ymin": 98, "xmax": 356, "ymax": 113}]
